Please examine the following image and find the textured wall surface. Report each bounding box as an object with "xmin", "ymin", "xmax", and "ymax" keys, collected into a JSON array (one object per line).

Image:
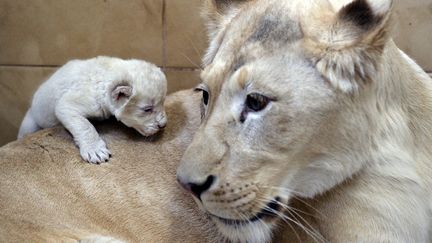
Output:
[{"xmin": 0, "ymin": 0, "xmax": 431, "ymax": 146}]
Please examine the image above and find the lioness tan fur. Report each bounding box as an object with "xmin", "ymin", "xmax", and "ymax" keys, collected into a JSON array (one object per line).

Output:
[
  {"xmin": 0, "ymin": 90, "xmax": 218, "ymax": 242},
  {"xmin": 177, "ymin": 0, "xmax": 432, "ymax": 242},
  {"xmin": 1, "ymin": 0, "xmax": 432, "ymax": 242}
]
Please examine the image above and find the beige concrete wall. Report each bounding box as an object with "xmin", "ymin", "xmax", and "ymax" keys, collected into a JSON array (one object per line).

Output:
[{"xmin": 0, "ymin": 0, "xmax": 431, "ymax": 146}]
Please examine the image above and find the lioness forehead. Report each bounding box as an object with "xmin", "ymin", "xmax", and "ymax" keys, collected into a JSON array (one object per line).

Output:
[
  {"xmin": 248, "ymin": 7, "xmax": 303, "ymax": 46},
  {"xmin": 202, "ymin": 0, "xmax": 305, "ymax": 101}
]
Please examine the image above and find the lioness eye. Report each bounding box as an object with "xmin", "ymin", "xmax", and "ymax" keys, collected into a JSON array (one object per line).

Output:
[
  {"xmin": 246, "ymin": 93, "xmax": 270, "ymax": 112},
  {"xmin": 194, "ymin": 84, "xmax": 210, "ymax": 121},
  {"xmin": 202, "ymin": 90, "xmax": 209, "ymax": 106}
]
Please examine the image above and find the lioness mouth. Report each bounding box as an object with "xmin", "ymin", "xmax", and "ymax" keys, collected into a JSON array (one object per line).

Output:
[{"xmin": 212, "ymin": 197, "xmax": 282, "ymax": 226}]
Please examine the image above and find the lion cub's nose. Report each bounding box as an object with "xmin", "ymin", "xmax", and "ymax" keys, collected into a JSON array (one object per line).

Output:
[{"xmin": 177, "ymin": 175, "xmax": 215, "ymax": 199}]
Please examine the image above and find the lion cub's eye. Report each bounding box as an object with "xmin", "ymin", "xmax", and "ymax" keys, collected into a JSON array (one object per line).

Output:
[
  {"xmin": 142, "ymin": 106, "xmax": 154, "ymax": 113},
  {"xmin": 246, "ymin": 93, "xmax": 270, "ymax": 112}
]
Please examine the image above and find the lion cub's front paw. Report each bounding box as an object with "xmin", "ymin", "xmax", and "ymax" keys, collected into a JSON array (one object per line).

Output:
[{"xmin": 79, "ymin": 139, "xmax": 112, "ymax": 164}]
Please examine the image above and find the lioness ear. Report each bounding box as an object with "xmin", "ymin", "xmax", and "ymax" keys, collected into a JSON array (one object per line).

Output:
[
  {"xmin": 307, "ymin": 0, "xmax": 393, "ymax": 93},
  {"xmin": 111, "ymin": 85, "xmax": 132, "ymax": 105},
  {"xmin": 202, "ymin": 0, "xmax": 250, "ymax": 38}
]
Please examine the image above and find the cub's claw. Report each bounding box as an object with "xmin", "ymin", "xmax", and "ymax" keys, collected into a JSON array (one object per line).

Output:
[{"xmin": 80, "ymin": 139, "xmax": 111, "ymax": 164}]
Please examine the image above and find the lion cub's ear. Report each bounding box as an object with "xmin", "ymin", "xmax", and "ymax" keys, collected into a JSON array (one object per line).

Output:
[
  {"xmin": 111, "ymin": 84, "xmax": 132, "ymax": 106},
  {"xmin": 306, "ymin": 0, "xmax": 393, "ymax": 93}
]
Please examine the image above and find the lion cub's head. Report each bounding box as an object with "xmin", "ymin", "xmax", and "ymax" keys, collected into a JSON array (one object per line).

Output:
[
  {"xmin": 177, "ymin": 0, "xmax": 393, "ymax": 241},
  {"xmin": 110, "ymin": 60, "xmax": 167, "ymax": 136}
]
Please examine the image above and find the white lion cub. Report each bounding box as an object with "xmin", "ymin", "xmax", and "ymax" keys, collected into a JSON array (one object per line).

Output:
[{"xmin": 18, "ymin": 56, "xmax": 167, "ymax": 164}]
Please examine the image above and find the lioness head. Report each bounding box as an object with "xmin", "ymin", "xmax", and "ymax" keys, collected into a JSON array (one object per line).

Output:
[
  {"xmin": 111, "ymin": 60, "xmax": 167, "ymax": 136},
  {"xmin": 177, "ymin": 0, "xmax": 393, "ymax": 241}
]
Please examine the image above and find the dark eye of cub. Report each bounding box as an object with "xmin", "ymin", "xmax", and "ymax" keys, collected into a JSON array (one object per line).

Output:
[
  {"xmin": 246, "ymin": 93, "xmax": 270, "ymax": 112},
  {"xmin": 202, "ymin": 90, "xmax": 209, "ymax": 106},
  {"xmin": 143, "ymin": 106, "xmax": 153, "ymax": 113}
]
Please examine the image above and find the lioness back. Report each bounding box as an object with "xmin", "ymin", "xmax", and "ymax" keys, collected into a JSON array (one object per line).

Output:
[{"xmin": 0, "ymin": 90, "xmax": 219, "ymax": 242}]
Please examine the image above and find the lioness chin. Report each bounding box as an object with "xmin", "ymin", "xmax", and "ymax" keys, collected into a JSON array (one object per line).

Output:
[{"xmin": 177, "ymin": 0, "xmax": 432, "ymax": 242}]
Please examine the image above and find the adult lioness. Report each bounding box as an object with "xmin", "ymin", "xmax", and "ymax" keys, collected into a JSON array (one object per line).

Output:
[{"xmin": 177, "ymin": 0, "xmax": 432, "ymax": 242}]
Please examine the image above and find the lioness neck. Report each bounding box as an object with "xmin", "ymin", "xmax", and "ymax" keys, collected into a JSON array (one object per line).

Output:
[{"xmin": 378, "ymin": 40, "xmax": 432, "ymax": 159}]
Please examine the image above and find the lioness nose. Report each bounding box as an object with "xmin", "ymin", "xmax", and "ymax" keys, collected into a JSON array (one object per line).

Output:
[{"xmin": 177, "ymin": 175, "xmax": 215, "ymax": 199}]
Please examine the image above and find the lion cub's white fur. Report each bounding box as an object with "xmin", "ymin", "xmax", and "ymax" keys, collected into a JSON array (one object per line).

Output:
[{"xmin": 18, "ymin": 56, "xmax": 167, "ymax": 163}]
